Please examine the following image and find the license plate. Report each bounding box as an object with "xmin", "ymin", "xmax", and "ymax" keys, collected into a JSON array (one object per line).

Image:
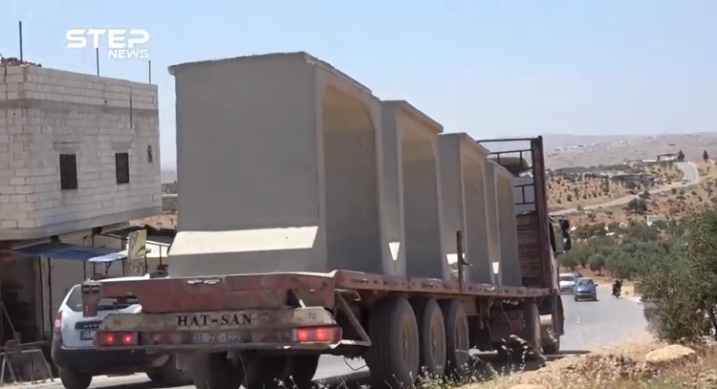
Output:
[
  {"xmin": 80, "ymin": 330, "xmax": 95, "ymax": 340},
  {"xmin": 191, "ymin": 332, "xmax": 242, "ymax": 344}
]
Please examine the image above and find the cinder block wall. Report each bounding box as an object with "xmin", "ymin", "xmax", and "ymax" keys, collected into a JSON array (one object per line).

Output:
[{"xmin": 0, "ymin": 65, "xmax": 161, "ymax": 240}]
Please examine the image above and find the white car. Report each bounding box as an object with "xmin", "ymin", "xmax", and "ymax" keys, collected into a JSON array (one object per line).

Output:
[
  {"xmin": 51, "ymin": 275, "xmax": 188, "ymax": 389},
  {"xmin": 559, "ymin": 273, "xmax": 578, "ymax": 294}
]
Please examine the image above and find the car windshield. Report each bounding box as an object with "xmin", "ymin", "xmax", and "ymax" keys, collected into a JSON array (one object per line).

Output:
[
  {"xmin": 559, "ymin": 275, "xmax": 576, "ymax": 282},
  {"xmin": 64, "ymin": 285, "xmax": 139, "ymax": 313},
  {"xmin": 576, "ymin": 279, "xmax": 594, "ymax": 287}
]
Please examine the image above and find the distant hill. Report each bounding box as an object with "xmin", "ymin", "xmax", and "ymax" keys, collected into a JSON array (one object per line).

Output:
[{"xmin": 160, "ymin": 132, "xmax": 717, "ymax": 180}]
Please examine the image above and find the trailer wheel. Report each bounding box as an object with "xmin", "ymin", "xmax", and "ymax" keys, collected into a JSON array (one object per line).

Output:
[
  {"xmin": 365, "ymin": 297, "xmax": 420, "ymax": 388},
  {"xmin": 542, "ymin": 334, "xmax": 561, "ymax": 355},
  {"xmin": 411, "ymin": 298, "xmax": 447, "ymax": 376},
  {"xmin": 519, "ymin": 302, "xmax": 542, "ymax": 360},
  {"xmin": 146, "ymin": 355, "xmax": 191, "ymax": 386},
  {"xmin": 286, "ymin": 355, "xmax": 320, "ymax": 388},
  {"xmin": 244, "ymin": 355, "xmax": 290, "ymax": 389},
  {"xmin": 440, "ymin": 299, "xmax": 471, "ymax": 378},
  {"xmin": 189, "ymin": 352, "xmax": 242, "ymax": 389}
]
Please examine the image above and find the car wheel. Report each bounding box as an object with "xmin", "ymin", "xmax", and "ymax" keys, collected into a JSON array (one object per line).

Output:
[{"xmin": 59, "ymin": 368, "xmax": 92, "ymax": 389}]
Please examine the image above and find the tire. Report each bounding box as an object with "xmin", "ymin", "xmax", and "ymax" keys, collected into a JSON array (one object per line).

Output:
[
  {"xmin": 189, "ymin": 352, "xmax": 243, "ymax": 389},
  {"xmin": 286, "ymin": 355, "xmax": 320, "ymax": 389},
  {"xmin": 519, "ymin": 303, "xmax": 542, "ymax": 361},
  {"xmin": 59, "ymin": 369, "xmax": 92, "ymax": 389},
  {"xmin": 440, "ymin": 299, "xmax": 471, "ymax": 379},
  {"xmin": 146, "ymin": 355, "xmax": 190, "ymax": 386},
  {"xmin": 542, "ymin": 334, "xmax": 561, "ymax": 355},
  {"xmin": 365, "ymin": 297, "xmax": 420, "ymax": 388},
  {"xmin": 411, "ymin": 298, "xmax": 447, "ymax": 376},
  {"xmin": 244, "ymin": 354, "xmax": 319, "ymax": 389},
  {"xmin": 244, "ymin": 355, "xmax": 291, "ymax": 389}
]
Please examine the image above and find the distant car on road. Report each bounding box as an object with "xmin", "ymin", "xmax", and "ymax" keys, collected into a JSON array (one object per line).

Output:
[
  {"xmin": 559, "ymin": 273, "xmax": 579, "ymax": 294},
  {"xmin": 573, "ymin": 277, "xmax": 598, "ymax": 301},
  {"xmin": 52, "ymin": 275, "xmax": 189, "ymax": 389}
]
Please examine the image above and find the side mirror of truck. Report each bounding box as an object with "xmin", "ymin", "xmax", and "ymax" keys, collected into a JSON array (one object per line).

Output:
[{"xmin": 559, "ymin": 219, "xmax": 572, "ymax": 251}]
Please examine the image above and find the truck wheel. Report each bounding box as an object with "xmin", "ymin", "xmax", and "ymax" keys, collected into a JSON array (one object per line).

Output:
[
  {"xmin": 440, "ymin": 299, "xmax": 470, "ymax": 378},
  {"xmin": 286, "ymin": 355, "xmax": 320, "ymax": 388},
  {"xmin": 59, "ymin": 369, "xmax": 92, "ymax": 389},
  {"xmin": 189, "ymin": 352, "xmax": 243, "ymax": 389},
  {"xmin": 520, "ymin": 302, "xmax": 542, "ymax": 360},
  {"xmin": 365, "ymin": 297, "xmax": 420, "ymax": 388},
  {"xmin": 146, "ymin": 355, "xmax": 190, "ymax": 386},
  {"xmin": 411, "ymin": 298, "xmax": 447, "ymax": 376},
  {"xmin": 244, "ymin": 355, "xmax": 291, "ymax": 389},
  {"xmin": 542, "ymin": 334, "xmax": 561, "ymax": 355}
]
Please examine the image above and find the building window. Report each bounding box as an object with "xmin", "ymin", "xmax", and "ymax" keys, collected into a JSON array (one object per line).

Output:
[
  {"xmin": 147, "ymin": 145, "xmax": 154, "ymax": 163},
  {"xmin": 59, "ymin": 154, "xmax": 78, "ymax": 190},
  {"xmin": 115, "ymin": 152, "xmax": 130, "ymax": 184}
]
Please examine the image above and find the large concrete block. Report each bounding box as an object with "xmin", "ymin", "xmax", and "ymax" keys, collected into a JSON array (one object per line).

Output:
[
  {"xmin": 485, "ymin": 161, "xmax": 523, "ymax": 287},
  {"xmin": 382, "ymin": 101, "xmax": 448, "ymax": 280},
  {"xmin": 437, "ymin": 133, "xmax": 495, "ymax": 284},
  {"xmin": 167, "ymin": 52, "xmax": 393, "ymax": 277}
]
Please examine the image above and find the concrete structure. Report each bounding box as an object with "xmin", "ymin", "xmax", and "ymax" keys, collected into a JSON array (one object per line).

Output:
[
  {"xmin": 382, "ymin": 101, "xmax": 447, "ymax": 280},
  {"xmin": 0, "ymin": 65, "xmax": 162, "ymax": 240},
  {"xmin": 168, "ymin": 53, "xmax": 393, "ymax": 277},
  {"xmin": 437, "ymin": 133, "xmax": 495, "ymax": 284},
  {"xmin": 485, "ymin": 161, "xmax": 522, "ymax": 286}
]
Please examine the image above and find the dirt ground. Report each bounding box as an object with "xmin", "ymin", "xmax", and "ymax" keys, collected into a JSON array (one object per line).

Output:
[{"xmin": 467, "ymin": 335, "xmax": 717, "ymax": 389}]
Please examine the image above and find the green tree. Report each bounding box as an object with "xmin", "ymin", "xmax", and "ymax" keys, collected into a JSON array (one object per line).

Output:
[
  {"xmin": 638, "ymin": 208, "xmax": 717, "ymax": 342},
  {"xmin": 587, "ymin": 254, "xmax": 606, "ymax": 275},
  {"xmin": 703, "ymin": 150, "xmax": 709, "ymax": 161}
]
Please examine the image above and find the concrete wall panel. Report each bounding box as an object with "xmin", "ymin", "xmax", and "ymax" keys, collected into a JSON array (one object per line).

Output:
[
  {"xmin": 168, "ymin": 53, "xmax": 391, "ymax": 277},
  {"xmin": 438, "ymin": 134, "xmax": 494, "ymax": 284},
  {"xmin": 485, "ymin": 162, "xmax": 523, "ymax": 286},
  {"xmin": 383, "ymin": 101, "xmax": 447, "ymax": 280}
]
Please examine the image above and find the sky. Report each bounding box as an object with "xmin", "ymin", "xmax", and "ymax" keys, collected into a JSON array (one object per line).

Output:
[{"xmin": 2, "ymin": 0, "xmax": 716, "ymax": 169}]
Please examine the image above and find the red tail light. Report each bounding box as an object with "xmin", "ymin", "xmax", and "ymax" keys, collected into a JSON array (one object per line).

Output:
[
  {"xmin": 293, "ymin": 326, "xmax": 341, "ymax": 343},
  {"xmin": 54, "ymin": 312, "xmax": 62, "ymax": 334},
  {"xmin": 95, "ymin": 331, "xmax": 138, "ymax": 346}
]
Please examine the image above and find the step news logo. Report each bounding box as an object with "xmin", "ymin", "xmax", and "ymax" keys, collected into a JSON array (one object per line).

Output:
[{"xmin": 66, "ymin": 29, "xmax": 150, "ymax": 59}]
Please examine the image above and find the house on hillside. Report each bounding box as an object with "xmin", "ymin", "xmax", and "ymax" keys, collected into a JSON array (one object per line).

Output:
[
  {"xmin": 0, "ymin": 62, "xmax": 161, "ymax": 368},
  {"xmin": 657, "ymin": 153, "xmax": 679, "ymax": 162}
]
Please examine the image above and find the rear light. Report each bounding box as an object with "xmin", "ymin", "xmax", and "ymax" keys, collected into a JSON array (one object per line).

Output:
[
  {"xmin": 293, "ymin": 326, "xmax": 341, "ymax": 343},
  {"xmin": 95, "ymin": 331, "xmax": 138, "ymax": 346},
  {"xmin": 53, "ymin": 312, "xmax": 62, "ymax": 335}
]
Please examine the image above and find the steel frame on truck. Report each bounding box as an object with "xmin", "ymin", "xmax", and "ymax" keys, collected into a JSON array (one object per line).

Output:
[{"xmin": 77, "ymin": 136, "xmax": 565, "ymax": 389}]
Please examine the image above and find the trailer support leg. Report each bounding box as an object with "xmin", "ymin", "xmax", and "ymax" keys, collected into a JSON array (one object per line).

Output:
[{"xmin": 336, "ymin": 293, "xmax": 371, "ymax": 347}]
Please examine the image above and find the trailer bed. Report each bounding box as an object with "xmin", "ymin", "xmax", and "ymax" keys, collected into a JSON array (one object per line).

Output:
[{"xmin": 81, "ymin": 270, "xmax": 550, "ymax": 316}]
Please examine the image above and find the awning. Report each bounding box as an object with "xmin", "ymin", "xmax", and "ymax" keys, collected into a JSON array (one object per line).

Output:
[{"xmin": 13, "ymin": 243, "xmax": 127, "ymax": 263}]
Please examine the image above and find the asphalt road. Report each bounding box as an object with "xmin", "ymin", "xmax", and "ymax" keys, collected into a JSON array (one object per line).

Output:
[
  {"xmin": 24, "ymin": 285, "xmax": 645, "ymax": 389},
  {"xmin": 552, "ymin": 161, "xmax": 700, "ymax": 216}
]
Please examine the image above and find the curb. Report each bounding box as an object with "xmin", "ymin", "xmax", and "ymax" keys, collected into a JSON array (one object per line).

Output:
[{"xmin": 8, "ymin": 374, "xmax": 144, "ymax": 389}]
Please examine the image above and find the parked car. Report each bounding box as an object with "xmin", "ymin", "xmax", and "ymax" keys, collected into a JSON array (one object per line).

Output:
[
  {"xmin": 51, "ymin": 275, "xmax": 189, "ymax": 389},
  {"xmin": 573, "ymin": 277, "xmax": 598, "ymax": 301},
  {"xmin": 559, "ymin": 273, "xmax": 578, "ymax": 294}
]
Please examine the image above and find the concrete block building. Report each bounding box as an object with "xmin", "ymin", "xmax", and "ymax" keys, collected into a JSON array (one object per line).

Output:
[
  {"xmin": 0, "ymin": 63, "xmax": 161, "ymax": 356},
  {"xmin": 0, "ymin": 65, "xmax": 161, "ymax": 240}
]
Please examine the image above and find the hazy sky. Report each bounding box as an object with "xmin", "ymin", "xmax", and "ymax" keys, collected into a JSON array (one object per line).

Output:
[{"xmin": 2, "ymin": 0, "xmax": 716, "ymax": 169}]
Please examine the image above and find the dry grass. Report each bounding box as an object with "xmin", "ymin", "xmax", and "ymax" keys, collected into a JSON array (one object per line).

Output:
[
  {"xmin": 565, "ymin": 161, "xmax": 717, "ymax": 228},
  {"xmin": 431, "ymin": 335, "xmax": 717, "ymax": 389},
  {"xmin": 547, "ymin": 163, "xmax": 683, "ymax": 212}
]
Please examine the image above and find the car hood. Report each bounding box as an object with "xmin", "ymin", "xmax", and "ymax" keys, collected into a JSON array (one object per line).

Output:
[{"xmin": 559, "ymin": 280, "xmax": 575, "ymax": 286}]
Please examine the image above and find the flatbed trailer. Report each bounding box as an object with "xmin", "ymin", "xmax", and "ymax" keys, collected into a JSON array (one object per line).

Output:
[{"xmin": 78, "ymin": 137, "xmax": 568, "ymax": 389}]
